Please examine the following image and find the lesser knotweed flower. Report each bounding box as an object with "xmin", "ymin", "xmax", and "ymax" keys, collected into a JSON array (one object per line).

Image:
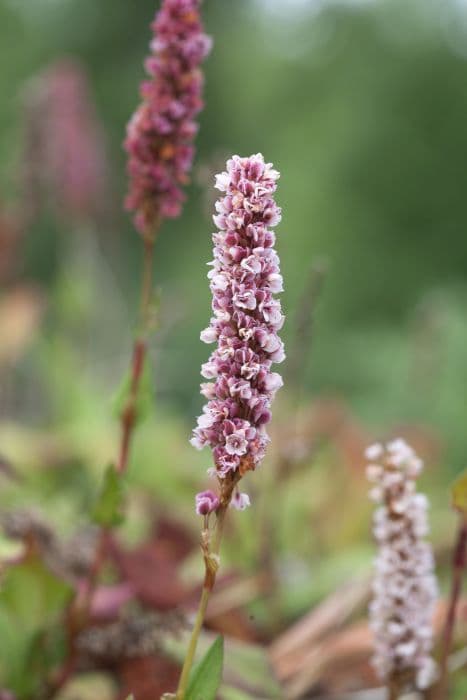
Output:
[
  {"xmin": 366, "ymin": 439, "xmax": 438, "ymax": 690},
  {"xmin": 192, "ymin": 154, "xmax": 284, "ymax": 507},
  {"xmin": 231, "ymin": 492, "xmax": 251, "ymax": 510},
  {"xmin": 195, "ymin": 490, "xmax": 219, "ymax": 516},
  {"xmin": 124, "ymin": 0, "xmax": 212, "ymax": 234}
]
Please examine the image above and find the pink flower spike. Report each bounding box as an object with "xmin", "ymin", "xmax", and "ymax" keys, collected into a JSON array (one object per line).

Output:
[
  {"xmin": 191, "ymin": 154, "xmax": 285, "ymax": 479},
  {"xmin": 124, "ymin": 0, "xmax": 212, "ymax": 234},
  {"xmin": 195, "ymin": 490, "xmax": 219, "ymax": 516}
]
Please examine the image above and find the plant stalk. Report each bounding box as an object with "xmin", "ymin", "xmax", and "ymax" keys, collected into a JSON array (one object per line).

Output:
[
  {"xmin": 117, "ymin": 234, "xmax": 156, "ymax": 474},
  {"xmin": 175, "ymin": 506, "xmax": 228, "ymax": 699}
]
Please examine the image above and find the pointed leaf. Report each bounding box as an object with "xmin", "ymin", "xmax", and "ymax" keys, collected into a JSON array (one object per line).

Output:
[
  {"xmin": 452, "ymin": 469, "xmax": 467, "ymax": 517},
  {"xmin": 92, "ymin": 464, "xmax": 125, "ymax": 527},
  {"xmin": 186, "ymin": 636, "xmax": 224, "ymax": 700}
]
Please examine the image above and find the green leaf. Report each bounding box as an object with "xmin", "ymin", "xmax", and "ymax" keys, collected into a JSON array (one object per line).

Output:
[
  {"xmin": 0, "ymin": 555, "xmax": 72, "ymax": 629},
  {"xmin": 0, "ymin": 555, "xmax": 72, "ymax": 694},
  {"xmin": 452, "ymin": 468, "xmax": 467, "ymax": 517},
  {"xmin": 92, "ymin": 464, "xmax": 125, "ymax": 527},
  {"xmin": 111, "ymin": 356, "xmax": 154, "ymax": 426},
  {"xmin": 186, "ymin": 636, "xmax": 224, "ymax": 700}
]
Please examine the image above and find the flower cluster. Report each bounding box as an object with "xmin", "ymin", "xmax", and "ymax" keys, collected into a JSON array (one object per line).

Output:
[
  {"xmin": 366, "ymin": 439, "xmax": 438, "ymax": 690},
  {"xmin": 191, "ymin": 154, "xmax": 285, "ymax": 504},
  {"xmin": 124, "ymin": 0, "xmax": 212, "ymax": 234}
]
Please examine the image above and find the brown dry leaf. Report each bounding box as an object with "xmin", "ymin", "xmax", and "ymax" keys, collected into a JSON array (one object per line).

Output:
[
  {"xmin": 279, "ymin": 621, "xmax": 385, "ymax": 699},
  {"xmin": 0, "ymin": 285, "xmax": 45, "ymax": 365},
  {"xmin": 111, "ymin": 517, "xmax": 195, "ymax": 611},
  {"xmin": 208, "ymin": 573, "xmax": 268, "ymax": 621},
  {"xmin": 274, "ymin": 597, "xmax": 467, "ymax": 699},
  {"xmin": 117, "ymin": 655, "xmax": 180, "ymax": 700},
  {"xmin": 155, "ymin": 518, "xmax": 196, "ymax": 561},
  {"xmin": 270, "ymin": 577, "xmax": 371, "ymax": 679},
  {"xmin": 207, "ymin": 608, "xmax": 259, "ymax": 643}
]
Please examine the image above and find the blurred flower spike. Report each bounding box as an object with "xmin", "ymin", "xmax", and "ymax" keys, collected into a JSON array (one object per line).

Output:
[
  {"xmin": 22, "ymin": 58, "xmax": 110, "ymax": 226},
  {"xmin": 366, "ymin": 438, "xmax": 438, "ymax": 691}
]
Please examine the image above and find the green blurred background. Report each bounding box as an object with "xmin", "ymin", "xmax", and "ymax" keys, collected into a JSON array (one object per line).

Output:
[{"xmin": 2, "ymin": 0, "xmax": 467, "ymax": 467}]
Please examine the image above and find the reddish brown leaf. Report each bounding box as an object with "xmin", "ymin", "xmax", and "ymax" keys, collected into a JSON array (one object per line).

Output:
[
  {"xmin": 118, "ymin": 654, "xmax": 180, "ymax": 700},
  {"xmin": 110, "ymin": 517, "xmax": 195, "ymax": 610}
]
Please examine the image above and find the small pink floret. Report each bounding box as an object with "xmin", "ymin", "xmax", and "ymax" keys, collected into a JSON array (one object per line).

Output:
[
  {"xmin": 231, "ymin": 492, "xmax": 251, "ymax": 511},
  {"xmin": 195, "ymin": 490, "xmax": 219, "ymax": 516}
]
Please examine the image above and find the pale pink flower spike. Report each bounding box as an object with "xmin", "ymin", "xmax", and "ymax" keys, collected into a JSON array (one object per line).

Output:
[{"xmin": 366, "ymin": 438, "xmax": 438, "ymax": 691}]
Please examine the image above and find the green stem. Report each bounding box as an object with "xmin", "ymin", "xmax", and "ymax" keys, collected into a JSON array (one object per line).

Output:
[
  {"xmin": 175, "ymin": 506, "xmax": 227, "ymax": 699},
  {"xmin": 175, "ymin": 586, "xmax": 211, "ymax": 699}
]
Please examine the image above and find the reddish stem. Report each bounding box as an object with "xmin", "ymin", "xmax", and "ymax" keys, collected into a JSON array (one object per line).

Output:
[
  {"xmin": 117, "ymin": 338, "xmax": 147, "ymax": 474},
  {"xmin": 45, "ymin": 529, "xmax": 110, "ymax": 696},
  {"xmin": 438, "ymin": 519, "xmax": 467, "ymax": 698},
  {"xmin": 116, "ymin": 235, "xmax": 155, "ymax": 474}
]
